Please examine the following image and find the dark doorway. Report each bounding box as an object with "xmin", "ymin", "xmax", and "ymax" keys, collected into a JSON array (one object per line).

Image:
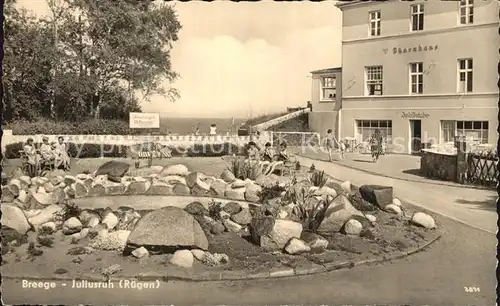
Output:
[{"xmin": 410, "ymin": 120, "xmax": 422, "ymax": 154}]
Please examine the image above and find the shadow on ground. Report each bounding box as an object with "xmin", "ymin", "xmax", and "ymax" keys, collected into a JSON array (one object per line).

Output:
[{"xmin": 454, "ymin": 195, "xmax": 497, "ymax": 212}]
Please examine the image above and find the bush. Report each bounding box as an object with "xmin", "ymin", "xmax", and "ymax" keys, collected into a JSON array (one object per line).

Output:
[
  {"xmin": 3, "ymin": 119, "xmax": 168, "ymax": 135},
  {"xmin": 229, "ymin": 158, "xmax": 262, "ymax": 180},
  {"xmin": 310, "ymin": 170, "xmax": 327, "ymax": 187}
]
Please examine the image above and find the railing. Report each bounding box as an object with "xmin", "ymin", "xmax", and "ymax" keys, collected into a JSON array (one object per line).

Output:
[
  {"xmin": 252, "ymin": 108, "xmax": 310, "ymax": 131},
  {"xmin": 465, "ymin": 150, "xmax": 498, "ymax": 186}
]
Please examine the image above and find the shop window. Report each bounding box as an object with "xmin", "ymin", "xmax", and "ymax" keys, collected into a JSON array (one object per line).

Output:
[
  {"xmin": 356, "ymin": 120, "xmax": 392, "ymax": 143},
  {"xmin": 456, "ymin": 120, "xmax": 488, "ymax": 144}
]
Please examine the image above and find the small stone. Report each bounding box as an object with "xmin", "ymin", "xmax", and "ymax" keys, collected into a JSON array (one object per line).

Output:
[
  {"xmin": 101, "ymin": 212, "xmax": 119, "ymax": 230},
  {"xmin": 87, "ymin": 216, "xmax": 100, "ymax": 228},
  {"xmin": 365, "ymin": 214, "xmax": 377, "ymax": 222},
  {"xmin": 67, "ymin": 246, "xmax": 94, "ymax": 255},
  {"xmin": 72, "ymin": 257, "xmax": 83, "ymax": 264},
  {"xmin": 223, "ymin": 219, "xmax": 242, "ymax": 233},
  {"xmin": 230, "ymin": 208, "xmax": 252, "ymax": 225},
  {"xmin": 131, "ymin": 247, "xmax": 149, "ymax": 259},
  {"xmin": 411, "ymin": 212, "xmax": 436, "ymax": 229},
  {"xmin": 191, "ymin": 249, "xmax": 206, "ymax": 261},
  {"xmin": 284, "ymin": 238, "xmax": 311, "ymax": 255},
  {"xmin": 392, "ymin": 198, "xmax": 402, "ymax": 206},
  {"xmin": 344, "ymin": 219, "xmax": 363, "ymax": 235},
  {"xmin": 384, "ymin": 204, "xmax": 402, "ymax": 215},
  {"xmin": 210, "ymin": 222, "xmax": 225, "ymax": 235},
  {"xmin": 222, "ymin": 202, "xmax": 241, "ymax": 215},
  {"xmin": 170, "ymin": 250, "xmax": 194, "ymax": 268},
  {"xmin": 184, "ymin": 202, "xmax": 208, "ymax": 216},
  {"xmin": 62, "ymin": 217, "xmax": 83, "ymax": 235},
  {"xmin": 40, "ymin": 222, "xmax": 57, "ymax": 234}
]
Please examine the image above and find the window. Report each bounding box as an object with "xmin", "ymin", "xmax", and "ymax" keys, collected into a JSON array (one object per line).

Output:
[
  {"xmin": 368, "ymin": 11, "xmax": 381, "ymax": 36},
  {"xmin": 410, "ymin": 4, "xmax": 424, "ymax": 31},
  {"xmin": 356, "ymin": 120, "xmax": 392, "ymax": 143},
  {"xmin": 320, "ymin": 76, "xmax": 336, "ymax": 100},
  {"xmin": 365, "ymin": 66, "xmax": 383, "ymax": 96},
  {"xmin": 409, "ymin": 62, "xmax": 423, "ymax": 94},
  {"xmin": 458, "ymin": 59, "xmax": 473, "ymax": 93},
  {"xmin": 457, "ymin": 121, "xmax": 488, "ymax": 144},
  {"xmin": 441, "ymin": 120, "xmax": 456, "ymax": 143},
  {"xmin": 459, "ymin": 0, "xmax": 474, "ymax": 25}
]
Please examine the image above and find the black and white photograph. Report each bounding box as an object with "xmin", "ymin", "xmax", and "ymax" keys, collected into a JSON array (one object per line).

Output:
[{"xmin": 0, "ymin": 0, "xmax": 498, "ymax": 304}]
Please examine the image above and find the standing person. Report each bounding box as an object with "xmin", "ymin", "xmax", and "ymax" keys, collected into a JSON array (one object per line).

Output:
[
  {"xmin": 23, "ymin": 138, "xmax": 39, "ymax": 177},
  {"xmin": 322, "ymin": 129, "xmax": 336, "ymax": 162},
  {"xmin": 369, "ymin": 129, "xmax": 384, "ymax": 163},
  {"xmin": 339, "ymin": 140, "xmax": 346, "ymax": 160},
  {"xmin": 194, "ymin": 126, "xmax": 200, "ymax": 136},
  {"xmin": 209, "ymin": 124, "xmax": 217, "ymax": 136}
]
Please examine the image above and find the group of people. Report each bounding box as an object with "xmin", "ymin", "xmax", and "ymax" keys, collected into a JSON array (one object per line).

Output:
[
  {"xmin": 23, "ymin": 136, "xmax": 71, "ymax": 176},
  {"xmin": 246, "ymin": 141, "xmax": 290, "ymax": 163},
  {"xmin": 322, "ymin": 128, "xmax": 384, "ymax": 163}
]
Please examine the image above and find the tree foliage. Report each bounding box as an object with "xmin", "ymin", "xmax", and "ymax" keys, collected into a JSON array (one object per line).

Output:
[{"xmin": 3, "ymin": 0, "xmax": 181, "ymax": 122}]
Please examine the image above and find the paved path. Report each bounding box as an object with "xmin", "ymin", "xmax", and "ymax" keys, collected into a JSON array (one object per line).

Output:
[
  {"xmin": 298, "ymin": 147, "xmax": 494, "ymax": 190},
  {"xmin": 295, "ymin": 155, "xmax": 497, "ymax": 234},
  {"xmin": 3, "ymin": 215, "xmax": 495, "ymax": 305}
]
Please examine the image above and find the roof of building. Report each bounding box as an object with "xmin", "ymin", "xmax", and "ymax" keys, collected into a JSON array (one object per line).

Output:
[
  {"xmin": 310, "ymin": 67, "xmax": 342, "ymax": 74},
  {"xmin": 336, "ymin": 0, "xmax": 390, "ymax": 10}
]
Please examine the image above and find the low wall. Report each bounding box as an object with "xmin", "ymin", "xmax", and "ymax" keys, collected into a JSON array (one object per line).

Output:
[
  {"xmin": 253, "ymin": 109, "xmax": 309, "ymax": 131},
  {"xmin": 420, "ymin": 149, "xmax": 457, "ymax": 182}
]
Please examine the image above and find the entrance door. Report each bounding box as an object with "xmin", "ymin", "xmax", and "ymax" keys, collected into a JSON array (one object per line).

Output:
[{"xmin": 409, "ymin": 120, "xmax": 422, "ymax": 154}]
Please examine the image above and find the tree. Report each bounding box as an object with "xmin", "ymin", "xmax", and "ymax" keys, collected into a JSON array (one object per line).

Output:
[
  {"xmin": 3, "ymin": 0, "xmax": 57, "ymax": 121},
  {"xmin": 56, "ymin": 0, "xmax": 182, "ymax": 118}
]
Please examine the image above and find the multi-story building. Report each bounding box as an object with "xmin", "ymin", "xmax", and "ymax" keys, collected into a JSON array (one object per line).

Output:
[
  {"xmin": 336, "ymin": 0, "xmax": 498, "ymax": 154},
  {"xmin": 308, "ymin": 67, "xmax": 342, "ymax": 142}
]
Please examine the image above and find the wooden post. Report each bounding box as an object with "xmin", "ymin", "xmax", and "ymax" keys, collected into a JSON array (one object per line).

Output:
[{"xmin": 455, "ymin": 136, "xmax": 467, "ymax": 183}]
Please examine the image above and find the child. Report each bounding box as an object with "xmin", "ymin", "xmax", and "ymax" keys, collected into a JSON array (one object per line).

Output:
[
  {"xmin": 339, "ymin": 140, "xmax": 346, "ymax": 160},
  {"xmin": 323, "ymin": 129, "xmax": 335, "ymax": 162},
  {"xmin": 262, "ymin": 142, "xmax": 275, "ymax": 162}
]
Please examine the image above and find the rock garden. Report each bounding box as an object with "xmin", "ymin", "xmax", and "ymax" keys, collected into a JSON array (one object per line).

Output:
[{"xmin": 1, "ymin": 160, "xmax": 441, "ymax": 280}]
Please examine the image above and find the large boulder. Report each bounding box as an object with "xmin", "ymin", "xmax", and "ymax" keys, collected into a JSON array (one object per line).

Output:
[
  {"xmin": 411, "ymin": 212, "xmax": 436, "ymax": 229},
  {"xmin": 187, "ymin": 173, "xmax": 210, "ymax": 196},
  {"xmin": 27, "ymin": 204, "xmax": 63, "ymax": 227},
  {"xmin": 225, "ymin": 186, "xmax": 246, "ymax": 201},
  {"xmin": 147, "ymin": 181, "xmax": 174, "ymax": 196},
  {"xmin": 1, "ymin": 185, "xmax": 16, "ymax": 203},
  {"xmin": 125, "ymin": 178, "xmax": 152, "ymax": 195},
  {"xmin": 173, "ymin": 183, "xmax": 191, "ymax": 196},
  {"xmin": 103, "ymin": 181, "xmax": 127, "ymax": 196},
  {"xmin": 125, "ymin": 206, "xmax": 208, "ymax": 255},
  {"xmin": 343, "ymin": 219, "xmax": 363, "ymax": 235},
  {"xmin": 62, "ymin": 217, "xmax": 83, "ymax": 235},
  {"xmin": 359, "ymin": 185, "xmax": 393, "ymax": 209},
  {"xmin": 159, "ymin": 164, "xmax": 189, "ymax": 177},
  {"xmin": 94, "ymin": 161, "xmax": 130, "ymax": 178},
  {"xmin": 250, "ymin": 217, "xmax": 303, "ymax": 251},
  {"xmin": 159, "ymin": 175, "xmax": 187, "ymax": 185},
  {"xmin": 184, "ymin": 202, "xmax": 209, "ymax": 216},
  {"xmin": 317, "ymin": 195, "xmax": 364, "ymax": 233},
  {"xmin": 1, "ymin": 204, "xmax": 30, "ymax": 235},
  {"xmin": 26, "ymin": 191, "xmax": 56, "ymax": 209},
  {"xmin": 87, "ymin": 184, "xmax": 106, "ymax": 197},
  {"xmin": 127, "ymin": 166, "xmax": 163, "ymax": 177},
  {"xmin": 208, "ymin": 179, "xmax": 226, "ymax": 197}
]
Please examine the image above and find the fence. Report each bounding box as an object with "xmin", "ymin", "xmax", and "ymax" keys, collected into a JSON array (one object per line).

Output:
[
  {"xmin": 465, "ymin": 150, "xmax": 498, "ymax": 186},
  {"xmin": 272, "ymin": 131, "xmax": 321, "ymax": 147}
]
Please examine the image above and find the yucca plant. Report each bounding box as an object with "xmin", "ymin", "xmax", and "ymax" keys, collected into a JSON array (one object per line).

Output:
[
  {"xmin": 229, "ymin": 159, "xmax": 262, "ymax": 180},
  {"xmin": 291, "ymin": 188, "xmax": 339, "ymax": 232},
  {"xmin": 310, "ymin": 170, "xmax": 327, "ymax": 188}
]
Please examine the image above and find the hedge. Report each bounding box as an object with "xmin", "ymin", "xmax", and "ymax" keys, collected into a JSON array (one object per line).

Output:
[
  {"xmin": 3, "ymin": 119, "xmax": 167, "ymax": 135},
  {"xmin": 4, "ymin": 142, "xmax": 246, "ymax": 159}
]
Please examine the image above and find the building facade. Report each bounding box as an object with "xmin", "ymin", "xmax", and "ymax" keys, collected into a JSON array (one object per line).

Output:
[
  {"xmin": 308, "ymin": 67, "xmax": 342, "ymax": 143},
  {"xmin": 337, "ymin": 0, "xmax": 498, "ymax": 154}
]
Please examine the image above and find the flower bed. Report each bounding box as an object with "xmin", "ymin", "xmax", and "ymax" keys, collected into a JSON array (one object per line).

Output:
[{"xmin": 1, "ymin": 162, "xmax": 441, "ymax": 278}]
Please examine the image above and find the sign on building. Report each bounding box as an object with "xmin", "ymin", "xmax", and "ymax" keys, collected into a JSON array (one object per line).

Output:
[{"xmin": 129, "ymin": 112, "xmax": 160, "ymax": 129}]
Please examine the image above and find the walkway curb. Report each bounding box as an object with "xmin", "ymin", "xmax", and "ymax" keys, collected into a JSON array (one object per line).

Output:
[
  {"xmin": 295, "ymin": 153, "xmax": 492, "ymax": 191},
  {"xmin": 3, "ymin": 235, "xmax": 441, "ymax": 283}
]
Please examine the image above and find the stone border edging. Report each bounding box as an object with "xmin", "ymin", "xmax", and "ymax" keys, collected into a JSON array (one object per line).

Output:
[
  {"xmin": 295, "ymin": 153, "xmax": 493, "ymax": 191},
  {"xmin": 2, "ymin": 235, "xmax": 441, "ymax": 283}
]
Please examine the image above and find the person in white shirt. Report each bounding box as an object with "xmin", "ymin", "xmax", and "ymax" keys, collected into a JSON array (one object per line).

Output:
[{"xmin": 209, "ymin": 124, "xmax": 217, "ymax": 136}]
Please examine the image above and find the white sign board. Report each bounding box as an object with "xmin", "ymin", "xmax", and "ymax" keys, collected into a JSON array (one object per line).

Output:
[{"xmin": 129, "ymin": 112, "xmax": 160, "ymax": 129}]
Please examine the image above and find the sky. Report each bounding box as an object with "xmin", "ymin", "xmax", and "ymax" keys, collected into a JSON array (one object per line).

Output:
[{"xmin": 18, "ymin": 0, "xmax": 343, "ymax": 118}]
